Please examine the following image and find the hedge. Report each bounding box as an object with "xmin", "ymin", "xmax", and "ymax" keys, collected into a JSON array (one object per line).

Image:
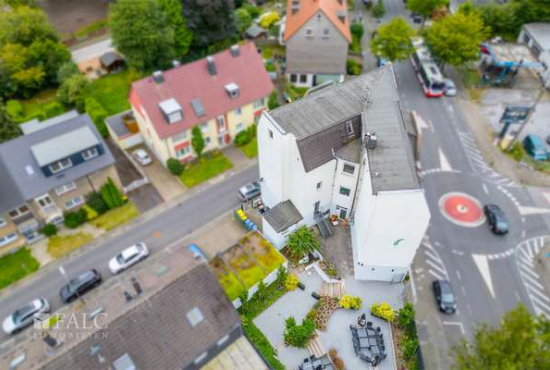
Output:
[{"xmin": 85, "ymin": 97, "xmax": 109, "ymax": 138}]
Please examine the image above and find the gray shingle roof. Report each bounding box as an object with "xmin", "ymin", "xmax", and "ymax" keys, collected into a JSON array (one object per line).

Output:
[
  {"xmin": 335, "ymin": 138, "xmax": 361, "ymax": 163},
  {"xmin": 264, "ymin": 200, "xmax": 303, "ymax": 232},
  {"xmin": 523, "ymin": 23, "xmax": 550, "ymax": 51},
  {"xmin": 41, "ymin": 263, "xmax": 241, "ymax": 370},
  {"xmin": 0, "ymin": 114, "xmax": 115, "ymax": 214},
  {"xmin": 20, "ymin": 110, "xmax": 79, "ymax": 135},
  {"xmin": 105, "ymin": 109, "xmax": 134, "ymax": 137},
  {"xmin": 31, "ymin": 126, "xmax": 99, "ymax": 166}
]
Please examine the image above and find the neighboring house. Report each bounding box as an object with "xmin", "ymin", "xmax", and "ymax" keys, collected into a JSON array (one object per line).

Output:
[
  {"xmin": 244, "ymin": 24, "xmax": 269, "ymax": 40},
  {"xmin": 518, "ymin": 23, "xmax": 550, "ymax": 88},
  {"xmin": 99, "ymin": 51, "xmax": 125, "ymax": 73},
  {"xmin": 0, "ymin": 113, "xmax": 120, "ymax": 251},
  {"xmin": 129, "ymin": 43, "xmax": 274, "ymax": 165},
  {"xmin": 258, "ymin": 66, "xmax": 431, "ymax": 282},
  {"xmin": 283, "ymin": 0, "xmax": 351, "ymax": 88}
]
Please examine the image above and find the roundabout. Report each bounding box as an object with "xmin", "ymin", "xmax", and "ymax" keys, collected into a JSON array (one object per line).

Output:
[{"xmin": 439, "ymin": 192, "xmax": 486, "ymax": 228}]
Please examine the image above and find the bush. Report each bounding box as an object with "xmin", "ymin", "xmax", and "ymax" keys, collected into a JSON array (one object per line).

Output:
[
  {"xmin": 82, "ymin": 204, "xmax": 98, "ymax": 220},
  {"xmin": 41, "ymin": 223, "xmax": 58, "ymax": 236},
  {"xmin": 275, "ymin": 265, "xmax": 289, "ymax": 288},
  {"xmin": 58, "ymin": 73, "xmax": 88, "ymax": 106},
  {"xmin": 284, "ymin": 316, "xmax": 316, "ymax": 348},
  {"xmin": 287, "ymin": 226, "xmax": 321, "ymax": 259},
  {"xmin": 242, "ymin": 4, "xmax": 260, "ymax": 19},
  {"xmin": 397, "ymin": 302, "xmax": 416, "ymax": 335},
  {"xmin": 85, "ymin": 97, "xmax": 109, "ymax": 138},
  {"xmin": 63, "ymin": 208, "xmax": 88, "ymax": 229},
  {"xmin": 44, "ymin": 101, "xmax": 65, "ymax": 118},
  {"xmin": 100, "ymin": 177, "xmax": 124, "ymax": 209},
  {"xmin": 370, "ymin": 301, "xmax": 395, "ymax": 322},
  {"xmin": 6, "ymin": 100, "xmax": 23, "ymax": 120},
  {"xmin": 57, "ymin": 61, "xmax": 80, "ymax": 84},
  {"xmin": 242, "ymin": 316, "xmax": 285, "ymax": 370},
  {"xmin": 284, "ymin": 274, "xmax": 299, "ymax": 291},
  {"xmin": 268, "ymin": 90, "xmax": 279, "ymax": 110},
  {"xmin": 259, "ymin": 11, "xmax": 279, "ymax": 29},
  {"xmin": 347, "ymin": 59, "xmax": 362, "ymax": 75},
  {"xmin": 234, "ymin": 129, "xmax": 252, "ymax": 147},
  {"xmin": 339, "ymin": 294, "xmax": 362, "ymax": 310},
  {"xmin": 167, "ymin": 158, "xmax": 184, "ymax": 176},
  {"xmin": 351, "ymin": 22, "xmax": 364, "ymax": 41},
  {"xmin": 372, "ymin": 0, "xmax": 385, "ymax": 18},
  {"xmin": 86, "ymin": 191, "xmax": 109, "ymax": 214}
]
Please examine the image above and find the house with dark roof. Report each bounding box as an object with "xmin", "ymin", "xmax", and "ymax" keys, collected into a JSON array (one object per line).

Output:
[
  {"xmin": 282, "ymin": 0, "xmax": 351, "ymax": 87},
  {"xmin": 129, "ymin": 43, "xmax": 274, "ymax": 165},
  {"xmin": 258, "ymin": 66, "xmax": 431, "ymax": 282},
  {"xmin": 0, "ymin": 113, "xmax": 120, "ymax": 253}
]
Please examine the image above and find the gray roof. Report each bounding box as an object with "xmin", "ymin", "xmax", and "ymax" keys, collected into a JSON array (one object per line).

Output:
[
  {"xmin": 41, "ymin": 263, "xmax": 241, "ymax": 370},
  {"xmin": 20, "ymin": 110, "xmax": 79, "ymax": 135},
  {"xmin": 245, "ymin": 24, "xmax": 268, "ymax": 38},
  {"xmin": 0, "ymin": 114, "xmax": 115, "ymax": 213},
  {"xmin": 523, "ymin": 23, "xmax": 550, "ymax": 50},
  {"xmin": 364, "ymin": 69, "xmax": 420, "ymax": 193},
  {"xmin": 159, "ymin": 98, "xmax": 182, "ymax": 115},
  {"xmin": 31, "ymin": 126, "xmax": 99, "ymax": 167},
  {"xmin": 105, "ymin": 109, "xmax": 134, "ymax": 137},
  {"xmin": 100, "ymin": 51, "xmax": 124, "ymax": 67},
  {"xmin": 335, "ymin": 138, "xmax": 361, "ymax": 164},
  {"xmin": 264, "ymin": 200, "xmax": 303, "ymax": 232}
]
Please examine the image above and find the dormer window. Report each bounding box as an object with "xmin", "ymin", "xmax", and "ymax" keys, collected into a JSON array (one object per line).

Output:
[
  {"xmin": 49, "ymin": 158, "xmax": 73, "ymax": 174},
  {"xmin": 225, "ymin": 83, "xmax": 240, "ymax": 99},
  {"xmin": 82, "ymin": 147, "xmax": 98, "ymax": 161},
  {"xmin": 345, "ymin": 120, "xmax": 354, "ymax": 136},
  {"xmin": 159, "ymin": 98, "xmax": 183, "ymax": 124}
]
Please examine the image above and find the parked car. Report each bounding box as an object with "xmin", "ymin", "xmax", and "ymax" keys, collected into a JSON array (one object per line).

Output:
[
  {"xmin": 523, "ymin": 134, "xmax": 547, "ymax": 161},
  {"xmin": 484, "ymin": 204, "xmax": 509, "ymax": 235},
  {"xmin": 109, "ymin": 243, "xmax": 149, "ymax": 274},
  {"xmin": 60, "ymin": 269, "xmax": 102, "ymax": 304},
  {"xmin": 133, "ymin": 148, "xmax": 152, "ymax": 166},
  {"xmin": 546, "ymin": 134, "xmax": 550, "ymax": 145},
  {"xmin": 238, "ymin": 181, "xmax": 261, "ymax": 202},
  {"xmin": 2, "ymin": 298, "xmax": 50, "ymax": 335},
  {"xmin": 443, "ymin": 78, "xmax": 457, "ymax": 97},
  {"xmin": 432, "ymin": 280, "xmax": 457, "ymax": 314},
  {"xmin": 376, "ymin": 56, "xmax": 388, "ymax": 68},
  {"xmin": 411, "ymin": 12, "xmax": 422, "ymax": 23}
]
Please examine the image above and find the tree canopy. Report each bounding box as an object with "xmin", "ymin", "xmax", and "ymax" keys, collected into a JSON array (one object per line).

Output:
[
  {"xmin": 425, "ymin": 10, "xmax": 489, "ymax": 70},
  {"xmin": 454, "ymin": 305, "xmax": 550, "ymax": 369},
  {"xmin": 235, "ymin": 8, "xmax": 252, "ymax": 34},
  {"xmin": 370, "ymin": 17, "xmax": 415, "ymax": 62},
  {"xmin": 287, "ymin": 226, "xmax": 321, "ymax": 259},
  {"xmin": 110, "ymin": 0, "xmax": 177, "ymax": 72},
  {"xmin": 0, "ymin": 100, "xmax": 22, "ymax": 144},
  {"xmin": 158, "ymin": 0, "xmax": 193, "ymax": 56},
  {"xmin": 407, "ymin": 0, "xmax": 449, "ymax": 26},
  {"xmin": 181, "ymin": 0, "xmax": 237, "ymax": 48}
]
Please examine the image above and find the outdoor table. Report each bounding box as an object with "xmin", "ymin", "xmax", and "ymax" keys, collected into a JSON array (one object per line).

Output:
[
  {"xmin": 367, "ymin": 336, "xmax": 378, "ymax": 347},
  {"xmin": 359, "ymin": 338, "xmax": 370, "ymax": 348},
  {"xmin": 301, "ymin": 358, "xmax": 323, "ymax": 370},
  {"xmin": 371, "ymin": 346, "xmax": 381, "ymax": 356},
  {"xmin": 356, "ymin": 328, "xmax": 369, "ymax": 338}
]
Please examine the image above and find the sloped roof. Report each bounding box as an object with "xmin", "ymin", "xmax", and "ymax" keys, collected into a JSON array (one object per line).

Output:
[
  {"xmin": 523, "ymin": 23, "xmax": 550, "ymax": 51},
  {"xmin": 264, "ymin": 200, "xmax": 303, "ymax": 232},
  {"xmin": 130, "ymin": 42, "xmax": 274, "ymax": 140},
  {"xmin": 284, "ymin": 0, "xmax": 352, "ymax": 43}
]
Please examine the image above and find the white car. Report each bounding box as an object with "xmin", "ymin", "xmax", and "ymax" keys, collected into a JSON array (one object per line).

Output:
[
  {"xmin": 132, "ymin": 149, "xmax": 152, "ymax": 166},
  {"xmin": 443, "ymin": 78, "xmax": 457, "ymax": 97},
  {"xmin": 109, "ymin": 243, "xmax": 149, "ymax": 274},
  {"xmin": 3, "ymin": 298, "xmax": 50, "ymax": 335}
]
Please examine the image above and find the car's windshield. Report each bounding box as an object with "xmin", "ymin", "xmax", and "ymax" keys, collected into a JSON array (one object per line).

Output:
[
  {"xmin": 117, "ymin": 254, "xmax": 125, "ymax": 264},
  {"xmin": 441, "ymin": 294, "xmax": 454, "ymax": 303},
  {"xmin": 13, "ymin": 303, "xmax": 35, "ymax": 323}
]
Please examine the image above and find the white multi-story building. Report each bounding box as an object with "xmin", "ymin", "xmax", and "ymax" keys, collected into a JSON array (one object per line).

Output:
[{"xmin": 258, "ymin": 66, "xmax": 430, "ymax": 282}]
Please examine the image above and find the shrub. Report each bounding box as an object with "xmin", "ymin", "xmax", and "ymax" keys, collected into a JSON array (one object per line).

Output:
[
  {"xmin": 283, "ymin": 316, "xmax": 315, "ymax": 348},
  {"xmin": 82, "ymin": 204, "xmax": 98, "ymax": 220},
  {"xmin": 372, "ymin": 0, "xmax": 385, "ymax": 18},
  {"xmin": 57, "ymin": 61, "xmax": 80, "ymax": 84},
  {"xmin": 268, "ymin": 90, "xmax": 279, "ymax": 110},
  {"xmin": 86, "ymin": 191, "xmax": 109, "ymax": 214},
  {"xmin": 100, "ymin": 177, "xmax": 124, "ymax": 209},
  {"xmin": 242, "ymin": 4, "xmax": 260, "ymax": 19},
  {"xmin": 259, "ymin": 11, "xmax": 279, "ymax": 29},
  {"xmin": 241, "ymin": 316, "xmax": 285, "ymax": 370},
  {"xmin": 347, "ymin": 59, "xmax": 362, "ymax": 75},
  {"xmin": 63, "ymin": 208, "xmax": 88, "ymax": 229},
  {"xmin": 370, "ymin": 301, "xmax": 395, "ymax": 322},
  {"xmin": 6, "ymin": 100, "xmax": 23, "ymax": 120},
  {"xmin": 339, "ymin": 294, "xmax": 362, "ymax": 310},
  {"xmin": 85, "ymin": 97, "xmax": 108, "ymax": 137},
  {"xmin": 397, "ymin": 302, "xmax": 416, "ymax": 335},
  {"xmin": 275, "ymin": 265, "xmax": 289, "ymax": 288},
  {"xmin": 284, "ymin": 274, "xmax": 299, "ymax": 291},
  {"xmin": 44, "ymin": 101, "xmax": 65, "ymax": 118},
  {"xmin": 58, "ymin": 73, "xmax": 88, "ymax": 106},
  {"xmin": 253, "ymin": 280, "xmax": 267, "ymax": 302},
  {"xmin": 239, "ymin": 290, "xmax": 249, "ymax": 314},
  {"xmin": 41, "ymin": 223, "xmax": 58, "ymax": 236},
  {"xmin": 234, "ymin": 129, "xmax": 252, "ymax": 147},
  {"xmin": 167, "ymin": 158, "xmax": 184, "ymax": 176},
  {"xmin": 351, "ymin": 22, "xmax": 364, "ymax": 41},
  {"xmin": 287, "ymin": 226, "xmax": 321, "ymax": 258}
]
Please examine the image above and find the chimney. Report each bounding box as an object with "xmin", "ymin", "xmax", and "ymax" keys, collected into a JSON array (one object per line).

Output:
[
  {"xmin": 206, "ymin": 56, "xmax": 217, "ymax": 75},
  {"xmin": 230, "ymin": 45, "xmax": 240, "ymax": 57},
  {"xmin": 172, "ymin": 60, "xmax": 181, "ymax": 68},
  {"xmin": 367, "ymin": 132, "xmax": 378, "ymax": 149},
  {"xmin": 152, "ymin": 71, "xmax": 164, "ymax": 84}
]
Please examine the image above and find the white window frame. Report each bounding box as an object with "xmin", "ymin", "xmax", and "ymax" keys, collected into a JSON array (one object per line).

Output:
[
  {"xmin": 339, "ymin": 186, "xmax": 351, "ymax": 196},
  {"xmin": 8, "ymin": 205, "xmax": 30, "ymax": 219},
  {"xmin": 317, "ymin": 181, "xmax": 322, "ymax": 190},
  {"xmin": 218, "ymin": 116, "xmax": 226, "ymax": 131},
  {"xmin": 35, "ymin": 194, "xmax": 54, "ymax": 210},
  {"xmin": 323, "ymin": 28, "xmax": 330, "ymax": 38},
  {"xmin": 55, "ymin": 181, "xmax": 77, "ymax": 196},
  {"xmin": 306, "ymin": 28, "xmax": 314, "ymax": 37},
  {"xmin": 205, "ymin": 137, "xmax": 211, "ymax": 146},
  {"xmin": 235, "ymin": 107, "xmax": 242, "ymax": 115},
  {"xmin": 236, "ymin": 122, "xmax": 244, "ymax": 132},
  {"xmin": 217, "ymin": 334, "xmax": 230, "ymax": 347},
  {"xmin": 0, "ymin": 232, "xmax": 18, "ymax": 247},
  {"xmin": 176, "ymin": 146, "xmax": 191, "ymax": 158},
  {"xmin": 345, "ymin": 121, "xmax": 354, "ymax": 136},
  {"xmin": 269, "ymin": 129, "xmax": 273, "ymax": 139},
  {"xmin": 253, "ymin": 98, "xmax": 265, "ymax": 109},
  {"xmin": 49, "ymin": 158, "xmax": 73, "ymax": 174},
  {"xmin": 82, "ymin": 147, "xmax": 98, "ymax": 161},
  {"xmin": 65, "ymin": 196, "xmax": 84, "ymax": 210},
  {"xmin": 0, "ymin": 217, "xmax": 7, "ymax": 228},
  {"xmin": 172, "ymin": 130, "xmax": 187, "ymax": 143},
  {"xmin": 194, "ymin": 351, "xmax": 208, "ymax": 365},
  {"xmin": 168, "ymin": 111, "xmax": 183, "ymax": 124},
  {"xmin": 343, "ymin": 164, "xmax": 355, "ymax": 175},
  {"xmin": 200, "ymin": 122, "xmax": 209, "ymax": 133}
]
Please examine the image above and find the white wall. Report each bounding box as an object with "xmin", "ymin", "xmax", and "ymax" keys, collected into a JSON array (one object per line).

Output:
[
  {"xmin": 258, "ymin": 112, "xmax": 287, "ymax": 208},
  {"xmin": 331, "ymin": 159, "xmax": 360, "ymax": 218}
]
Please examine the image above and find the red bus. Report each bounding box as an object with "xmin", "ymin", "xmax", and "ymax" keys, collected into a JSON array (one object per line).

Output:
[{"xmin": 410, "ymin": 38, "xmax": 445, "ymax": 97}]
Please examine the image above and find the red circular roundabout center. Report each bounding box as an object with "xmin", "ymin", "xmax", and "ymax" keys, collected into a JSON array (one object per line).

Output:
[{"xmin": 439, "ymin": 192, "xmax": 485, "ymax": 227}]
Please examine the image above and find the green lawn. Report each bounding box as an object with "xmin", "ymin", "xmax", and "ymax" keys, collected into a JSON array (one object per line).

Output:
[
  {"xmin": 0, "ymin": 247, "xmax": 40, "ymax": 290},
  {"xmin": 90, "ymin": 202, "xmax": 139, "ymax": 231},
  {"xmin": 17, "ymin": 89, "xmax": 66, "ymax": 122},
  {"xmin": 48, "ymin": 233, "xmax": 93, "ymax": 259},
  {"xmin": 240, "ymin": 137, "xmax": 258, "ymax": 158},
  {"xmin": 179, "ymin": 151, "xmax": 233, "ymax": 187},
  {"xmin": 86, "ymin": 71, "xmax": 132, "ymax": 115}
]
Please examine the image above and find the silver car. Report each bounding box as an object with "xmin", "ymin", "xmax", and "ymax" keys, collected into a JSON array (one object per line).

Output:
[
  {"xmin": 109, "ymin": 243, "xmax": 149, "ymax": 274},
  {"xmin": 2, "ymin": 298, "xmax": 50, "ymax": 335},
  {"xmin": 132, "ymin": 149, "xmax": 152, "ymax": 166},
  {"xmin": 443, "ymin": 78, "xmax": 457, "ymax": 97},
  {"xmin": 238, "ymin": 181, "xmax": 261, "ymax": 202}
]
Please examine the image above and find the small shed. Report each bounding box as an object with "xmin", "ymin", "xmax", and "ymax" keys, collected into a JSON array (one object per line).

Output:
[
  {"xmin": 105, "ymin": 110, "xmax": 143, "ymax": 150},
  {"xmin": 100, "ymin": 51, "xmax": 125, "ymax": 73},
  {"xmin": 244, "ymin": 24, "xmax": 268, "ymax": 40}
]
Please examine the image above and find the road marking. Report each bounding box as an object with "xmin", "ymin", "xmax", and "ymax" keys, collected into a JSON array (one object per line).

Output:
[
  {"xmin": 518, "ymin": 206, "xmax": 550, "ymax": 216},
  {"xmin": 482, "ymin": 184, "xmax": 489, "ymax": 194},
  {"xmin": 428, "ymin": 269, "xmax": 445, "ymax": 280},
  {"xmin": 442, "ymin": 321, "xmax": 465, "ymax": 335},
  {"xmin": 530, "ymin": 295, "xmax": 550, "ymax": 314},
  {"xmin": 409, "ymin": 268, "xmax": 417, "ymax": 304},
  {"xmin": 522, "ymin": 217, "xmax": 526, "ymax": 223},
  {"xmin": 515, "ymin": 291, "xmax": 521, "ymax": 301},
  {"xmin": 461, "ymin": 286, "xmax": 467, "ymax": 296},
  {"xmin": 526, "ymin": 285, "xmax": 550, "ymax": 302},
  {"xmin": 522, "ymin": 230, "xmax": 527, "ymax": 238},
  {"xmin": 473, "ymin": 254, "xmax": 495, "ymax": 298},
  {"xmin": 424, "ymin": 249, "xmax": 441, "ymax": 262},
  {"xmin": 426, "ymin": 259, "xmax": 447, "ymax": 276},
  {"xmin": 456, "ymin": 270, "xmax": 461, "ymax": 280},
  {"xmin": 522, "ymin": 273, "xmax": 545, "ymax": 290},
  {"xmin": 519, "ymin": 263, "xmax": 540, "ymax": 279},
  {"xmin": 438, "ymin": 148, "xmax": 453, "ymax": 172},
  {"xmin": 451, "ymin": 249, "xmax": 464, "ymax": 256}
]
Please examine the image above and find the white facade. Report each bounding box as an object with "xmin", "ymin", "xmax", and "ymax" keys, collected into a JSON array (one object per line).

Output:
[{"xmin": 518, "ymin": 24, "xmax": 550, "ymax": 88}]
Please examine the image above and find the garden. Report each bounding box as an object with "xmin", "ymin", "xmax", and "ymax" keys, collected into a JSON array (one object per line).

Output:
[
  {"xmin": 0, "ymin": 247, "xmax": 40, "ymax": 291},
  {"xmin": 235, "ymin": 124, "xmax": 258, "ymax": 158},
  {"xmin": 178, "ymin": 150, "xmax": 234, "ymax": 187}
]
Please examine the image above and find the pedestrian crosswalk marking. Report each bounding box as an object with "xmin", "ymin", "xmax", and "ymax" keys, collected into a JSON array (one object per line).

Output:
[{"xmin": 516, "ymin": 236, "xmax": 550, "ymax": 317}]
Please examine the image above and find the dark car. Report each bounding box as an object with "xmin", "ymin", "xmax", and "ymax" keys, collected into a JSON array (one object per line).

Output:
[
  {"xmin": 238, "ymin": 181, "xmax": 261, "ymax": 202},
  {"xmin": 433, "ymin": 280, "xmax": 457, "ymax": 314},
  {"xmin": 411, "ymin": 12, "xmax": 422, "ymax": 23},
  {"xmin": 60, "ymin": 269, "xmax": 102, "ymax": 303},
  {"xmin": 484, "ymin": 204, "xmax": 509, "ymax": 235}
]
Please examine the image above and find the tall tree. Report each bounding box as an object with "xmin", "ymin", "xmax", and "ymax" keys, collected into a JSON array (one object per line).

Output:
[
  {"xmin": 426, "ymin": 10, "xmax": 489, "ymax": 71},
  {"xmin": 406, "ymin": 0, "xmax": 449, "ymax": 27},
  {"xmin": 191, "ymin": 126, "xmax": 205, "ymax": 158},
  {"xmin": 0, "ymin": 100, "xmax": 22, "ymax": 144},
  {"xmin": 0, "ymin": 5, "xmax": 58, "ymax": 46},
  {"xmin": 110, "ymin": 0, "xmax": 176, "ymax": 72},
  {"xmin": 181, "ymin": 0, "xmax": 237, "ymax": 48},
  {"xmin": 234, "ymin": 8, "xmax": 252, "ymax": 34},
  {"xmin": 158, "ymin": 0, "xmax": 193, "ymax": 57},
  {"xmin": 370, "ymin": 17, "xmax": 415, "ymax": 62},
  {"xmin": 454, "ymin": 305, "xmax": 550, "ymax": 369}
]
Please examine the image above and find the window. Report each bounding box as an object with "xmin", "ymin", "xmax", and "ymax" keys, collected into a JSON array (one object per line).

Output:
[
  {"xmin": 82, "ymin": 147, "xmax": 98, "ymax": 161},
  {"xmin": 176, "ymin": 146, "xmax": 191, "ymax": 158},
  {"xmin": 253, "ymin": 98, "xmax": 265, "ymax": 109},
  {"xmin": 65, "ymin": 196, "xmax": 84, "ymax": 210},
  {"xmin": 345, "ymin": 121, "xmax": 354, "ymax": 136},
  {"xmin": 343, "ymin": 164, "xmax": 355, "ymax": 174},
  {"xmin": 269, "ymin": 129, "xmax": 273, "ymax": 139},
  {"xmin": 200, "ymin": 122, "xmax": 209, "ymax": 133},
  {"xmin": 306, "ymin": 28, "xmax": 314, "ymax": 37},
  {"xmin": 36, "ymin": 194, "xmax": 53, "ymax": 210},
  {"xmin": 194, "ymin": 352, "xmax": 208, "ymax": 365},
  {"xmin": 0, "ymin": 232, "xmax": 18, "ymax": 247},
  {"xmin": 236, "ymin": 123, "xmax": 244, "ymax": 132},
  {"xmin": 55, "ymin": 181, "xmax": 76, "ymax": 196},
  {"xmin": 172, "ymin": 131, "xmax": 187, "ymax": 142},
  {"xmin": 205, "ymin": 137, "xmax": 211, "ymax": 145},
  {"xmin": 235, "ymin": 107, "xmax": 242, "ymax": 115},
  {"xmin": 8, "ymin": 205, "xmax": 30, "ymax": 219},
  {"xmin": 339, "ymin": 186, "xmax": 351, "ymax": 196},
  {"xmin": 49, "ymin": 158, "xmax": 72, "ymax": 174},
  {"xmin": 0, "ymin": 217, "xmax": 7, "ymax": 228},
  {"xmin": 317, "ymin": 181, "xmax": 322, "ymax": 190},
  {"xmin": 314, "ymin": 201, "xmax": 320, "ymax": 214},
  {"xmin": 218, "ymin": 116, "xmax": 226, "ymax": 131},
  {"xmin": 290, "ymin": 74, "xmax": 298, "ymax": 83},
  {"xmin": 168, "ymin": 111, "xmax": 183, "ymax": 124},
  {"xmin": 187, "ymin": 307, "xmax": 204, "ymax": 327},
  {"xmin": 300, "ymin": 74, "xmax": 307, "ymax": 83},
  {"xmin": 217, "ymin": 334, "xmax": 230, "ymax": 347},
  {"xmin": 323, "ymin": 28, "xmax": 330, "ymax": 37}
]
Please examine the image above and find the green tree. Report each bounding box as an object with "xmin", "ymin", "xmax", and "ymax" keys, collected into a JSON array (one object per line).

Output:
[
  {"xmin": 0, "ymin": 5, "xmax": 58, "ymax": 46},
  {"xmin": 0, "ymin": 100, "xmax": 21, "ymax": 143},
  {"xmin": 268, "ymin": 90, "xmax": 279, "ymax": 110},
  {"xmin": 407, "ymin": 0, "xmax": 449, "ymax": 27},
  {"xmin": 181, "ymin": 0, "xmax": 237, "ymax": 48},
  {"xmin": 372, "ymin": 0, "xmax": 386, "ymax": 19},
  {"xmin": 370, "ymin": 17, "xmax": 415, "ymax": 62},
  {"xmin": 287, "ymin": 226, "xmax": 321, "ymax": 259},
  {"xmin": 27, "ymin": 39, "xmax": 71, "ymax": 85},
  {"xmin": 57, "ymin": 62, "xmax": 80, "ymax": 84},
  {"xmin": 235, "ymin": 8, "xmax": 252, "ymax": 34},
  {"xmin": 426, "ymin": 10, "xmax": 489, "ymax": 71},
  {"xmin": 158, "ymin": 0, "xmax": 193, "ymax": 57},
  {"xmin": 58, "ymin": 73, "xmax": 88, "ymax": 106},
  {"xmin": 110, "ymin": 0, "xmax": 176, "ymax": 72},
  {"xmin": 191, "ymin": 126, "xmax": 205, "ymax": 158},
  {"xmin": 454, "ymin": 304, "xmax": 550, "ymax": 369},
  {"xmin": 166, "ymin": 158, "xmax": 185, "ymax": 176}
]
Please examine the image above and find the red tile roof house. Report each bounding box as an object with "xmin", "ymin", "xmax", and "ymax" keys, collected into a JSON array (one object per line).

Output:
[{"xmin": 129, "ymin": 43, "xmax": 274, "ymax": 165}]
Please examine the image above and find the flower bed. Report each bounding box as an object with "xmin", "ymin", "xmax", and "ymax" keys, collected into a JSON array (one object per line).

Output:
[{"xmin": 313, "ymin": 296, "xmax": 340, "ymax": 331}]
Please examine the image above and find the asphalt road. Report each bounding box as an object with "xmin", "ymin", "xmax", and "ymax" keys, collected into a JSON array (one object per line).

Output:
[{"xmin": 0, "ymin": 165, "xmax": 258, "ymax": 344}]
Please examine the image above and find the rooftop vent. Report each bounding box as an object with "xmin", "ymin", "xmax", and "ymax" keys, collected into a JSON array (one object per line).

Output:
[
  {"xmin": 172, "ymin": 60, "xmax": 181, "ymax": 68},
  {"xmin": 152, "ymin": 71, "xmax": 164, "ymax": 84},
  {"xmin": 230, "ymin": 45, "xmax": 240, "ymax": 57},
  {"xmin": 191, "ymin": 98, "xmax": 206, "ymax": 117},
  {"xmin": 159, "ymin": 98, "xmax": 183, "ymax": 124},
  {"xmin": 224, "ymin": 83, "xmax": 240, "ymax": 99},
  {"xmin": 337, "ymin": 10, "xmax": 347, "ymax": 23},
  {"xmin": 186, "ymin": 307, "xmax": 204, "ymax": 327},
  {"xmin": 206, "ymin": 56, "xmax": 216, "ymax": 75},
  {"xmin": 366, "ymin": 132, "xmax": 378, "ymax": 149}
]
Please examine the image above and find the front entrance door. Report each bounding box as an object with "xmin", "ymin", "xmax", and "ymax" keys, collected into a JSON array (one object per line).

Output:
[{"xmin": 338, "ymin": 206, "xmax": 347, "ymax": 219}]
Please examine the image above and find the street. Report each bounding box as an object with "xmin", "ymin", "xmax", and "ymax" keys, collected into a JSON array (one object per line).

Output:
[{"xmin": 0, "ymin": 165, "xmax": 258, "ymax": 346}]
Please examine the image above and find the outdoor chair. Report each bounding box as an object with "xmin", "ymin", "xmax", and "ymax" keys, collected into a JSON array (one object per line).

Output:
[
  {"xmin": 366, "ymin": 321, "xmax": 373, "ymax": 328},
  {"xmin": 380, "ymin": 345, "xmax": 385, "ymax": 351},
  {"xmin": 376, "ymin": 327, "xmax": 382, "ymax": 333},
  {"xmin": 310, "ymin": 355, "xmax": 315, "ymax": 361},
  {"xmin": 360, "ymin": 354, "xmax": 371, "ymax": 363}
]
